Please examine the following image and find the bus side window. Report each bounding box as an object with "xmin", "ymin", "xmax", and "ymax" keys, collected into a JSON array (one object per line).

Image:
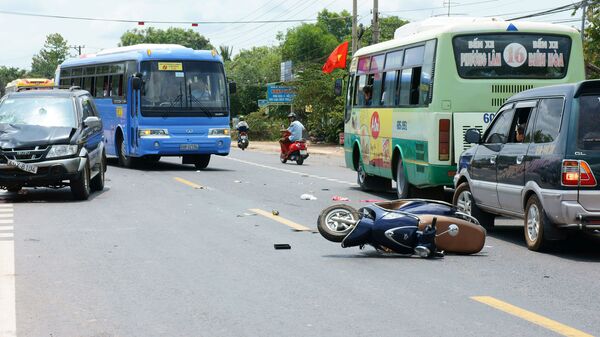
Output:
[
  {"xmin": 410, "ymin": 67, "xmax": 422, "ymax": 105},
  {"xmin": 398, "ymin": 69, "xmax": 412, "ymax": 105},
  {"xmin": 353, "ymin": 75, "xmax": 366, "ymax": 106},
  {"xmin": 372, "ymin": 72, "xmax": 384, "ymax": 106},
  {"xmin": 382, "ymin": 70, "xmax": 397, "ymax": 106}
]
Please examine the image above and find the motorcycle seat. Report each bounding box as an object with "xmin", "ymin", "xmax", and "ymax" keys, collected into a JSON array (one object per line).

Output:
[{"xmin": 417, "ymin": 215, "xmax": 486, "ymax": 254}]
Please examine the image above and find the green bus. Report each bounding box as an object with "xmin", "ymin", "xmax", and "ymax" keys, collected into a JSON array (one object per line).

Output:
[{"xmin": 344, "ymin": 17, "xmax": 585, "ymax": 198}]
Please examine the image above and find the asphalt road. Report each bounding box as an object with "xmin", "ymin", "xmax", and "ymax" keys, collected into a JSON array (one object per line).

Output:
[{"xmin": 1, "ymin": 147, "xmax": 599, "ymax": 337}]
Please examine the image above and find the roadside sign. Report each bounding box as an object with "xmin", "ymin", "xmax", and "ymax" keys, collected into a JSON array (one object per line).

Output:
[
  {"xmin": 267, "ymin": 85, "xmax": 296, "ymax": 104},
  {"xmin": 258, "ymin": 99, "xmax": 268, "ymax": 107}
]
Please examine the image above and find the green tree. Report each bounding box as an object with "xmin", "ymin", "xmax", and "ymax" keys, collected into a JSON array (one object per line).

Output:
[
  {"xmin": 281, "ymin": 24, "xmax": 339, "ymax": 65},
  {"xmin": 0, "ymin": 66, "xmax": 27, "ymax": 96},
  {"xmin": 219, "ymin": 45, "xmax": 233, "ymax": 61},
  {"xmin": 30, "ymin": 33, "xmax": 70, "ymax": 78},
  {"xmin": 317, "ymin": 9, "xmax": 352, "ymax": 42},
  {"xmin": 226, "ymin": 46, "xmax": 281, "ymax": 116},
  {"xmin": 119, "ymin": 27, "xmax": 213, "ymax": 50},
  {"xmin": 292, "ymin": 64, "xmax": 345, "ymax": 142},
  {"xmin": 360, "ymin": 16, "xmax": 409, "ymax": 46},
  {"xmin": 579, "ymin": 1, "xmax": 600, "ymax": 77}
]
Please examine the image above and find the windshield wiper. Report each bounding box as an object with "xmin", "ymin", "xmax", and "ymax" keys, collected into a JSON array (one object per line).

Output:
[{"xmin": 187, "ymin": 84, "xmax": 213, "ymax": 117}]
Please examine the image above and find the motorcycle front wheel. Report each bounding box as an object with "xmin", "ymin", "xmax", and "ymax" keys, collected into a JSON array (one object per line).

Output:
[{"xmin": 317, "ymin": 204, "xmax": 359, "ymax": 242}]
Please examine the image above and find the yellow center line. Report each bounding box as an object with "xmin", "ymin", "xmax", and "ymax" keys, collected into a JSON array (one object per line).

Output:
[
  {"xmin": 173, "ymin": 177, "xmax": 205, "ymax": 189},
  {"xmin": 249, "ymin": 208, "xmax": 312, "ymax": 232},
  {"xmin": 471, "ymin": 296, "xmax": 594, "ymax": 337}
]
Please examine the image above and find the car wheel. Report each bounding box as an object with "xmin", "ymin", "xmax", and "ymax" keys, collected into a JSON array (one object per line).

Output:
[
  {"xmin": 317, "ymin": 204, "xmax": 359, "ymax": 242},
  {"xmin": 118, "ymin": 137, "xmax": 135, "ymax": 168},
  {"xmin": 71, "ymin": 162, "xmax": 91, "ymax": 200},
  {"xmin": 194, "ymin": 155, "xmax": 211, "ymax": 170},
  {"xmin": 453, "ymin": 182, "xmax": 495, "ymax": 230},
  {"xmin": 524, "ymin": 195, "xmax": 553, "ymax": 251},
  {"xmin": 90, "ymin": 152, "xmax": 106, "ymax": 191},
  {"xmin": 395, "ymin": 157, "xmax": 410, "ymax": 198}
]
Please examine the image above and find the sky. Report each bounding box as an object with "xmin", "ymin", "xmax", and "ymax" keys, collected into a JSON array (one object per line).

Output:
[{"xmin": 0, "ymin": 0, "xmax": 586, "ymax": 71}]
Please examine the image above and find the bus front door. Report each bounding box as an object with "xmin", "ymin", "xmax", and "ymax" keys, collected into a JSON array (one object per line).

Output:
[{"xmin": 127, "ymin": 77, "xmax": 141, "ymax": 156}]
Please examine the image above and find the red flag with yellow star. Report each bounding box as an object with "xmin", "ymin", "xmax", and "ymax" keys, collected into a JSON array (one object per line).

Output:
[{"xmin": 322, "ymin": 41, "xmax": 349, "ymax": 74}]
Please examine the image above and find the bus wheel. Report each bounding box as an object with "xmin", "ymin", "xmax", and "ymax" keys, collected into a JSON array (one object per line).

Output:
[
  {"xmin": 118, "ymin": 137, "xmax": 135, "ymax": 168},
  {"xmin": 357, "ymin": 163, "xmax": 391, "ymax": 192},
  {"xmin": 395, "ymin": 157, "xmax": 410, "ymax": 199},
  {"xmin": 194, "ymin": 155, "xmax": 211, "ymax": 170}
]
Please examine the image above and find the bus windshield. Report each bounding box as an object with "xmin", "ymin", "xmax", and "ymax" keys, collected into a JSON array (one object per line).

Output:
[
  {"xmin": 140, "ymin": 61, "xmax": 227, "ymax": 116},
  {"xmin": 453, "ymin": 34, "xmax": 571, "ymax": 79}
]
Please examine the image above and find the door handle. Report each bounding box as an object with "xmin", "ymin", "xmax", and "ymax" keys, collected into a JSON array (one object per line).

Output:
[
  {"xmin": 490, "ymin": 155, "xmax": 496, "ymax": 165},
  {"xmin": 516, "ymin": 155, "xmax": 524, "ymax": 165}
]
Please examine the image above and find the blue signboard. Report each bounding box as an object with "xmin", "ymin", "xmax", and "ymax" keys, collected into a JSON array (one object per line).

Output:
[
  {"xmin": 267, "ymin": 85, "xmax": 296, "ymax": 104},
  {"xmin": 258, "ymin": 99, "xmax": 268, "ymax": 107}
]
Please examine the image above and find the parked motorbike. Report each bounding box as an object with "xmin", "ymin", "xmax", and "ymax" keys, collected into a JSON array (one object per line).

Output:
[
  {"xmin": 238, "ymin": 131, "xmax": 249, "ymax": 150},
  {"xmin": 279, "ymin": 129, "xmax": 309, "ymax": 165},
  {"xmin": 317, "ymin": 199, "xmax": 486, "ymax": 258}
]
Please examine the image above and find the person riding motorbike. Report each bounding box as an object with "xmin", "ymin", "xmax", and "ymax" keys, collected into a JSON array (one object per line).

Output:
[
  {"xmin": 236, "ymin": 116, "xmax": 249, "ymax": 135},
  {"xmin": 279, "ymin": 112, "xmax": 305, "ymax": 151}
]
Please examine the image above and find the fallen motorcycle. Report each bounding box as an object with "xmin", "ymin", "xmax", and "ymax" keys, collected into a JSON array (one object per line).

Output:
[{"xmin": 317, "ymin": 199, "xmax": 486, "ymax": 258}]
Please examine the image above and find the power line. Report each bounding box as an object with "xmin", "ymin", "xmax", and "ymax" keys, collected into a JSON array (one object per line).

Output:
[
  {"xmin": 508, "ymin": 1, "xmax": 584, "ymax": 20},
  {"xmin": 0, "ymin": 8, "xmax": 352, "ymax": 25},
  {"xmin": 380, "ymin": 0, "xmax": 499, "ymax": 14}
]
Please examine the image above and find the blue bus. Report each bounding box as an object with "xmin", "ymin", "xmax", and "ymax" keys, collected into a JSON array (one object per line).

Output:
[{"xmin": 56, "ymin": 44, "xmax": 235, "ymax": 169}]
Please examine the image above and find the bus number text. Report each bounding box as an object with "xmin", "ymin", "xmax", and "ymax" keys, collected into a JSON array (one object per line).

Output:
[{"xmin": 483, "ymin": 113, "xmax": 495, "ymax": 124}]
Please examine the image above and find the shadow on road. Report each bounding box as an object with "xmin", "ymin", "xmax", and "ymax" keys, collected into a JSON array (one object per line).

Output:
[
  {"xmin": 490, "ymin": 224, "xmax": 600, "ymax": 262},
  {"xmin": 0, "ymin": 186, "xmax": 110, "ymax": 203},
  {"xmin": 107, "ymin": 158, "xmax": 234, "ymax": 173}
]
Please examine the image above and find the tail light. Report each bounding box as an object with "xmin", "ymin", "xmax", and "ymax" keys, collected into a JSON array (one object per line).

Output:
[
  {"xmin": 561, "ymin": 160, "xmax": 597, "ymax": 187},
  {"xmin": 439, "ymin": 119, "xmax": 450, "ymax": 161}
]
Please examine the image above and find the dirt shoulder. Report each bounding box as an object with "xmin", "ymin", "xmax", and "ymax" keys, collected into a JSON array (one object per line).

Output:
[{"xmin": 232, "ymin": 141, "xmax": 344, "ymax": 157}]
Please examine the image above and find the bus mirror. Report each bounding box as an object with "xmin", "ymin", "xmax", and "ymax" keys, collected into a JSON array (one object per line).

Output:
[
  {"xmin": 229, "ymin": 82, "xmax": 237, "ymax": 94},
  {"xmin": 465, "ymin": 128, "xmax": 481, "ymax": 144},
  {"xmin": 131, "ymin": 76, "xmax": 142, "ymax": 91},
  {"xmin": 334, "ymin": 79, "xmax": 343, "ymax": 96}
]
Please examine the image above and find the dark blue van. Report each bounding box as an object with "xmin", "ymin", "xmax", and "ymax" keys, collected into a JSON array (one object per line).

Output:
[{"xmin": 453, "ymin": 80, "xmax": 600, "ymax": 251}]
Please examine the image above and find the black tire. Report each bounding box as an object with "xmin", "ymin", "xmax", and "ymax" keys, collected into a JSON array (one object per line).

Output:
[
  {"xmin": 524, "ymin": 195, "xmax": 554, "ymax": 251},
  {"xmin": 317, "ymin": 204, "xmax": 360, "ymax": 243},
  {"xmin": 90, "ymin": 152, "xmax": 106, "ymax": 191},
  {"xmin": 357, "ymin": 163, "xmax": 391, "ymax": 192},
  {"xmin": 453, "ymin": 182, "xmax": 495, "ymax": 230},
  {"xmin": 296, "ymin": 157, "xmax": 304, "ymax": 165},
  {"xmin": 280, "ymin": 155, "xmax": 287, "ymax": 164},
  {"xmin": 118, "ymin": 137, "xmax": 135, "ymax": 168},
  {"xmin": 6, "ymin": 186, "xmax": 21, "ymax": 193},
  {"xmin": 395, "ymin": 157, "xmax": 411, "ymax": 198},
  {"xmin": 194, "ymin": 155, "xmax": 211, "ymax": 170},
  {"xmin": 71, "ymin": 162, "xmax": 91, "ymax": 201}
]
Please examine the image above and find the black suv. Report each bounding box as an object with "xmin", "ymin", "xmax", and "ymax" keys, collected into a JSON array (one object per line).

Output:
[
  {"xmin": 0, "ymin": 88, "xmax": 106, "ymax": 200},
  {"xmin": 453, "ymin": 80, "xmax": 600, "ymax": 251}
]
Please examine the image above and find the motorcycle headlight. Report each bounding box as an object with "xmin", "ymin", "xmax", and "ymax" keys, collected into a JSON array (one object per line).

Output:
[
  {"xmin": 208, "ymin": 128, "xmax": 230, "ymax": 137},
  {"xmin": 46, "ymin": 145, "xmax": 79, "ymax": 158},
  {"xmin": 139, "ymin": 129, "xmax": 169, "ymax": 138}
]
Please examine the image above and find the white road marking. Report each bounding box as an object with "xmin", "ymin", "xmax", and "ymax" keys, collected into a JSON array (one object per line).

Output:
[
  {"xmin": 225, "ymin": 157, "xmax": 357, "ymax": 186},
  {"xmin": 0, "ymin": 209, "xmax": 13, "ymax": 213},
  {"xmin": 0, "ymin": 203, "xmax": 15, "ymax": 337},
  {"xmin": 0, "ymin": 214, "xmax": 13, "ymax": 218},
  {"xmin": 0, "ymin": 220, "xmax": 13, "ymax": 224}
]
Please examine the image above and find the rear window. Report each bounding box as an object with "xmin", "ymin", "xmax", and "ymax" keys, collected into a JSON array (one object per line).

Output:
[{"xmin": 577, "ymin": 95, "xmax": 600, "ymax": 150}]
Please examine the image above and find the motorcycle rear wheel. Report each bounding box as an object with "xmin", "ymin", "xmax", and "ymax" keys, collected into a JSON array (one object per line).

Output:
[{"xmin": 317, "ymin": 204, "xmax": 359, "ymax": 242}]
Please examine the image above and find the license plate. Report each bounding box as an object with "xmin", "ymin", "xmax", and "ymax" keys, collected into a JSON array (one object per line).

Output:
[
  {"xmin": 300, "ymin": 150, "xmax": 307, "ymax": 155},
  {"xmin": 180, "ymin": 144, "xmax": 199, "ymax": 151},
  {"xmin": 7, "ymin": 159, "xmax": 38, "ymax": 174}
]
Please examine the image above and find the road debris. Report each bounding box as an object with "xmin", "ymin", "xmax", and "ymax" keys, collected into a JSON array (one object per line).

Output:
[
  {"xmin": 332, "ymin": 196, "xmax": 350, "ymax": 201},
  {"xmin": 234, "ymin": 180, "xmax": 242, "ymax": 183},
  {"xmin": 237, "ymin": 212, "xmax": 257, "ymax": 217},
  {"xmin": 274, "ymin": 244, "xmax": 291, "ymax": 250},
  {"xmin": 300, "ymin": 194, "xmax": 318, "ymax": 200},
  {"xmin": 272, "ymin": 209, "xmax": 280, "ymax": 216},
  {"xmin": 360, "ymin": 199, "xmax": 385, "ymax": 203}
]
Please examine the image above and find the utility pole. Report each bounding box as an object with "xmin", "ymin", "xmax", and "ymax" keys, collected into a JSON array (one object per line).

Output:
[
  {"xmin": 372, "ymin": 0, "xmax": 380, "ymax": 44},
  {"xmin": 581, "ymin": 0, "xmax": 587, "ymax": 41},
  {"xmin": 70, "ymin": 45, "xmax": 85, "ymax": 56},
  {"xmin": 352, "ymin": 0, "xmax": 357, "ymax": 54}
]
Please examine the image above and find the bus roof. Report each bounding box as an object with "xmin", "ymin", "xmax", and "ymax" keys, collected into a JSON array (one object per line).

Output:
[
  {"xmin": 60, "ymin": 44, "xmax": 222, "ymax": 68},
  {"xmin": 354, "ymin": 17, "xmax": 580, "ymax": 58}
]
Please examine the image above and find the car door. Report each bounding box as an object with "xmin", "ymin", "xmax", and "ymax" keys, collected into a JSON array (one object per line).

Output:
[
  {"xmin": 80, "ymin": 95, "xmax": 103, "ymax": 166},
  {"xmin": 497, "ymin": 100, "xmax": 537, "ymax": 214},
  {"xmin": 469, "ymin": 104, "xmax": 515, "ymax": 209}
]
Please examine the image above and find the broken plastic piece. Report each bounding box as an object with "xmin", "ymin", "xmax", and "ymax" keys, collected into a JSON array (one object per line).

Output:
[
  {"xmin": 300, "ymin": 194, "xmax": 317, "ymax": 200},
  {"xmin": 274, "ymin": 244, "xmax": 291, "ymax": 250},
  {"xmin": 332, "ymin": 196, "xmax": 350, "ymax": 201}
]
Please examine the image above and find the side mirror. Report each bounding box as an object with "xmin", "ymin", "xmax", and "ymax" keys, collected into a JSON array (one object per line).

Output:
[
  {"xmin": 465, "ymin": 128, "xmax": 481, "ymax": 144},
  {"xmin": 84, "ymin": 116, "xmax": 102, "ymax": 129},
  {"xmin": 131, "ymin": 76, "xmax": 142, "ymax": 91},
  {"xmin": 229, "ymin": 82, "xmax": 237, "ymax": 94},
  {"xmin": 334, "ymin": 78, "xmax": 343, "ymax": 96}
]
